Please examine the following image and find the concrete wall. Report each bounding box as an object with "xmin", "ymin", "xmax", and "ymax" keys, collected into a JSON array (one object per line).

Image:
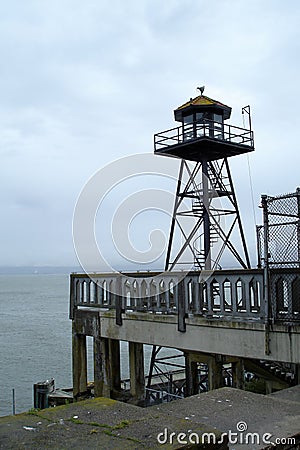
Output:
[{"xmin": 95, "ymin": 311, "xmax": 300, "ymax": 364}]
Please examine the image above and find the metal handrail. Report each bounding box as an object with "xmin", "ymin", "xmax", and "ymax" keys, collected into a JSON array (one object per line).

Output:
[{"xmin": 154, "ymin": 118, "xmax": 254, "ymax": 151}]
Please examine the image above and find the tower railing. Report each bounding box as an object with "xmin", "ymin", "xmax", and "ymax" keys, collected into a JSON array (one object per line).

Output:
[{"xmin": 154, "ymin": 119, "xmax": 254, "ymax": 152}]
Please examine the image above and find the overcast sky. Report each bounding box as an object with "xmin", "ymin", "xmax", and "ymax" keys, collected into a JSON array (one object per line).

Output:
[{"xmin": 1, "ymin": 0, "xmax": 300, "ymax": 269}]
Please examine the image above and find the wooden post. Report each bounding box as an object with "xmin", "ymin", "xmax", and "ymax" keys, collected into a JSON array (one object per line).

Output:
[{"xmin": 129, "ymin": 342, "xmax": 145, "ymax": 404}]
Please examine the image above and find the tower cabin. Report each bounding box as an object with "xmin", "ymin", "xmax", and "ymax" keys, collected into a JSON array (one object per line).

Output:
[{"xmin": 154, "ymin": 92, "xmax": 254, "ymax": 162}]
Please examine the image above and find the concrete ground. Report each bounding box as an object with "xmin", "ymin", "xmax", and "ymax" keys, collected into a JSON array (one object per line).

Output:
[
  {"xmin": 1, "ymin": 387, "xmax": 299, "ymax": 449},
  {"xmin": 156, "ymin": 387, "xmax": 300, "ymax": 449},
  {"xmin": 0, "ymin": 396, "xmax": 226, "ymax": 449}
]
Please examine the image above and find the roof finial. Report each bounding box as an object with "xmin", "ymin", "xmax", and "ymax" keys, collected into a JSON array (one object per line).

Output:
[{"xmin": 197, "ymin": 86, "xmax": 205, "ymax": 96}]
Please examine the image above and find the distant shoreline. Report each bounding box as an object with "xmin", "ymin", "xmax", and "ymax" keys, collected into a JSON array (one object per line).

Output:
[{"xmin": 0, "ymin": 266, "xmax": 81, "ymax": 275}]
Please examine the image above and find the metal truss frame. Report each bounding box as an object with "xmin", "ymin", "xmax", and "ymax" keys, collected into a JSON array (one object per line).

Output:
[{"xmin": 165, "ymin": 158, "xmax": 250, "ymax": 271}]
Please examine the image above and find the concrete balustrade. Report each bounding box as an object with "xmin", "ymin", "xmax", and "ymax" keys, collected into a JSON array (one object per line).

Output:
[{"xmin": 70, "ymin": 269, "xmax": 265, "ymax": 322}]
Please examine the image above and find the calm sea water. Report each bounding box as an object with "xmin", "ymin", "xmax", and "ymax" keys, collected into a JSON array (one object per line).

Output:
[
  {"xmin": 0, "ymin": 274, "xmax": 72, "ymax": 416},
  {"xmin": 0, "ymin": 274, "xmax": 180, "ymax": 417}
]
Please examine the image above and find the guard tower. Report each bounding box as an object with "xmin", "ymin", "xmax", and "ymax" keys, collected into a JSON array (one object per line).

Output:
[{"xmin": 154, "ymin": 88, "xmax": 254, "ymax": 270}]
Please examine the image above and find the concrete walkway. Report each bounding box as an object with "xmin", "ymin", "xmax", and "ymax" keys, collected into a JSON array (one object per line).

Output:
[
  {"xmin": 156, "ymin": 386, "xmax": 300, "ymax": 449},
  {"xmin": 1, "ymin": 387, "xmax": 299, "ymax": 449},
  {"xmin": 0, "ymin": 396, "xmax": 226, "ymax": 449}
]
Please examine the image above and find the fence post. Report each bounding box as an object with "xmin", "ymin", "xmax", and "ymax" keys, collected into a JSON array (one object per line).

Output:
[
  {"xmin": 262, "ymin": 195, "xmax": 271, "ymax": 355},
  {"xmin": 12, "ymin": 389, "xmax": 16, "ymax": 415},
  {"xmin": 296, "ymin": 187, "xmax": 300, "ymax": 267},
  {"xmin": 256, "ymin": 225, "xmax": 262, "ymax": 269}
]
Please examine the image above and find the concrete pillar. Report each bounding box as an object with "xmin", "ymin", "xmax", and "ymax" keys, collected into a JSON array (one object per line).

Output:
[
  {"xmin": 109, "ymin": 339, "xmax": 121, "ymax": 393},
  {"xmin": 208, "ymin": 355, "xmax": 223, "ymax": 390},
  {"xmin": 295, "ymin": 364, "xmax": 300, "ymax": 384},
  {"xmin": 94, "ymin": 337, "xmax": 109, "ymax": 398},
  {"xmin": 72, "ymin": 332, "xmax": 87, "ymax": 399},
  {"xmin": 94, "ymin": 337, "xmax": 121, "ymax": 398},
  {"xmin": 129, "ymin": 342, "xmax": 145, "ymax": 404},
  {"xmin": 185, "ymin": 353, "xmax": 198, "ymax": 396},
  {"xmin": 232, "ymin": 359, "xmax": 244, "ymax": 389}
]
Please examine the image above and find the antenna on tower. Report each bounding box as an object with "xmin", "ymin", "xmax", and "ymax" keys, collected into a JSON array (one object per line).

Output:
[{"xmin": 242, "ymin": 105, "xmax": 252, "ymax": 131}]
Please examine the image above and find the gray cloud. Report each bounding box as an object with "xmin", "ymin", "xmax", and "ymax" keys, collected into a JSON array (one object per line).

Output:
[{"xmin": 0, "ymin": 0, "xmax": 299, "ymax": 267}]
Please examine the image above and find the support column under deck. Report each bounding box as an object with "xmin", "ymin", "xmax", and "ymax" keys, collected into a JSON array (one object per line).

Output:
[
  {"xmin": 185, "ymin": 352, "xmax": 199, "ymax": 396},
  {"xmin": 185, "ymin": 351, "xmax": 224, "ymax": 393},
  {"xmin": 296, "ymin": 364, "xmax": 300, "ymax": 384},
  {"xmin": 72, "ymin": 331, "xmax": 87, "ymax": 399},
  {"xmin": 129, "ymin": 342, "xmax": 145, "ymax": 405},
  {"xmin": 232, "ymin": 359, "xmax": 244, "ymax": 389},
  {"xmin": 208, "ymin": 355, "xmax": 224, "ymax": 390},
  {"xmin": 94, "ymin": 337, "xmax": 109, "ymax": 398},
  {"xmin": 109, "ymin": 338, "xmax": 121, "ymax": 394},
  {"xmin": 94, "ymin": 337, "xmax": 121, "ymax": 399}
]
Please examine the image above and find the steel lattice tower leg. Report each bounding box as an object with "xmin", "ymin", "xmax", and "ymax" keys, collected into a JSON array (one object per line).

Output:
[{"xmin": 165, "ymin": 158, "xmax": 250, "ymax": 271}]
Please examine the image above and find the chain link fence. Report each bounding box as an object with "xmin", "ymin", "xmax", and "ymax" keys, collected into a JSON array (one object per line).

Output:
[{"xmin": 257, "ymin": 188, "xmax": 300, "ymax": 322}]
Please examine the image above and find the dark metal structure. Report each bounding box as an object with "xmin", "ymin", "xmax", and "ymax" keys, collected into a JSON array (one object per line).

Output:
[
  {"xmin": 154, "ymin": 91, "xmax": 254, "ymax": 271},
  {"xmin": 257, "ymin": 188, "xmax": 300, "ymax": 322},
  {"xmin": 257, "ymin": 188, "xmax": 300, "ymax": 269},
  {"xmin": 147, "ymin": 90, "xmax": 255, "ymax": 396}
]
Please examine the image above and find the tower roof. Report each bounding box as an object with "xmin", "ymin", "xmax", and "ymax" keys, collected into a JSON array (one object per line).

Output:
[
  {"xmin": 174, "ymin": 94, "xmax": 232, "ymax": 121},
  {"xmin": 177, "ymin": 94, "xmax": 230, "ymax": 110}
]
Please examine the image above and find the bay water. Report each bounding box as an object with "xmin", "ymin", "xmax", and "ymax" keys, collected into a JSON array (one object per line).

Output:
[
  {"xmin": 0, "ymin": 274, "xmax": 73, "ymax": 416},
  {"xmin": 0, "ymin": 273, "xmax": 180, "ymax": 417}
]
